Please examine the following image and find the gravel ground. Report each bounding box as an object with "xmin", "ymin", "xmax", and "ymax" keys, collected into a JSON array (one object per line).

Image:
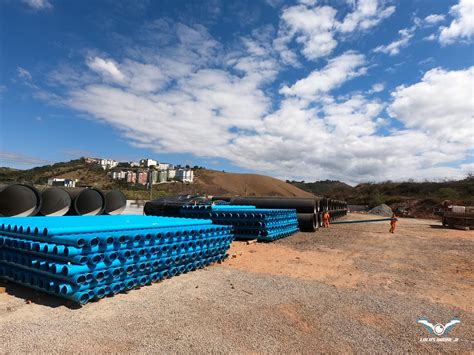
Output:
[{"xmin": 0, "ymin": 214, "xmax": 472, "ymax": 353}]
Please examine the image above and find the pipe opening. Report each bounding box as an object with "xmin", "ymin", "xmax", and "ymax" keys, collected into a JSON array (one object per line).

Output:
[
  {"xmin": 72, "ymin": 188, "xmax": 105, "ymax": 216},
  {"xmin": 103, "ymin": 190, "xmax": 126, "ymax": 215},
  {"xmin": 0, "ymin": 184, "xmax": 41, "ymax": 217},
  {"xmin": 39, "ymin": 188, "xmax": 71, "ymax": 216}
]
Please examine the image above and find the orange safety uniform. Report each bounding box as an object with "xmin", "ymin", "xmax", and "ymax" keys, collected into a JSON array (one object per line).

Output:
[
  {"xmin": 389, "ymin": 216, "xmax": 397, "ymax": 233},
  {"xmin": 322, "ymin": 212, "xmax": 330, "ymax": 228}
]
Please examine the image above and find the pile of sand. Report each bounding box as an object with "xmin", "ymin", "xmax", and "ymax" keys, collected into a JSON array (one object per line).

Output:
[{"xmin": 368, "ymin": 204, "xmax": 393, "ymax": 216}]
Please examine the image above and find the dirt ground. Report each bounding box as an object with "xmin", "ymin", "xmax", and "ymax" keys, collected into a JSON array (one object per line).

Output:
[{"xmin": 0, "ymin": 214, "xmax": 473, "ymax": 353}]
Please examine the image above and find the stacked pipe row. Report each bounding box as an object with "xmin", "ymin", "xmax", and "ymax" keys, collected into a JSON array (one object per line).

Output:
[
  {"xmin": 0, "ymin": 184, "xmax": 127, "ymax": 217},
  {"xmin": 220, "ymin": 196, "xmax": 348, "ymax": 230},
  {"xmin": 0, "ymin": 215, "xmax": 232, "ymax": 305},
  {"xmin": 180, "ymin": 204, "xmax": 299, "ymax": 241},
  {"xmin": 225, "ymin": 197, "xmax": 320, "ymax": 232},
  {"xmin": 318, "ymin": 198, "xmax": 348, "ymax": 222}
]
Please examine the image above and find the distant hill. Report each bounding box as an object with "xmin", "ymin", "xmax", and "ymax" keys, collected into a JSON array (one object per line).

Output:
[
  {"xmin": 0, "ymin": 158, "xmax": 312, "ymax": 199},
  {"xmin": 288, "ymin": 180, "xmax": 354, "ymax": 199},
  {"xmin": 289, "ymin": 177, "xmax": 474, "ymax": 218},
  {"xmin": 159, "ymin": 169, "xmax": 314, "ymax": 197},
  {"xmin": 3, "ymin": 158, "xmax": 471, "ymax": 216},
  {"xmin": 0, "ymin": 159, "xmax": 110, "ymax": 187}
]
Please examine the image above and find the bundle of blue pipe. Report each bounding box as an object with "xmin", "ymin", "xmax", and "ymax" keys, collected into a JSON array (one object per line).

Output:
[
  {"xmin": 180, "ymin": 205, "xmax": 299, "ymax": 241},
  {"xmin": 0, "ymin": 215, "xmax": 232, "ymax": 305}
]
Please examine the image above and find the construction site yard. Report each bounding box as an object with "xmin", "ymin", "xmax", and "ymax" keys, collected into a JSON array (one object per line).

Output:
[{"xmin": 0, "ymin": 214, "xmax": 472, "ymax": 353}]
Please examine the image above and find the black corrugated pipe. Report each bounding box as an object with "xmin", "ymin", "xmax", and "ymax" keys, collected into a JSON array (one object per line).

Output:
[
  {"xmin": 0, "ymin": 184, "xmax": 42, "ymax": 217},
  {"xmin": 211, "ymin": 196, "xmax": 232, "ymax": 202},
  {"xmin": 144, "ymin": 201, "xmax": 183, "ymax": 217},
  {"xmin": 230, "ymin": 196, "xmax": 317, "ymax": 214},
  {"xmin": 297, "ymin": 213, "xmax": 318, "ymax": 232},
  {"xmin": 103, "ymin": 190, "xmax": 127, "ymax": 215},
  {"xmin": 38, "ymin": 187, "xmax": 71, "ymax": 216},
  {"xmin": 67, "ymin": 188, "xmax": 105, "ymax": 216}
]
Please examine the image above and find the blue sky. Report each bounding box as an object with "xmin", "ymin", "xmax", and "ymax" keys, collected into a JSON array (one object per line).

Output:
[{"xmin": 0, "ymin": 0, "xmax": 473, "ymax": 183}]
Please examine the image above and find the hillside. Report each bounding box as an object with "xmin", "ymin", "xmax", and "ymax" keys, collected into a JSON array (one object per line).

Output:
[
  {"xmin": 290, "ymin": 177, "xmax": 474, "ymax": 218},
  {"xmin": 288, "ymin": 180, "xmax": 353, "ymax": 199},
  {"xmin": 0, "ymin": 159, "xmax": 312, "ymax": 199},
  {"xmin": 0, "ymin": 159, "xmax": 110, "ymax": 187},
  {"xmin": 159, "ymin": 169, "xmax": 314, "ymax": 197}
]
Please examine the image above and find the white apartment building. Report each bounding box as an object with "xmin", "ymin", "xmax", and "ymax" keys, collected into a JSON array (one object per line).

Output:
[
  {"xmin": 168, "ymin": 169, "xmax": 176, "ymax": 179},
  {"xmin": 157, "ymin": 163, "xmax": 171, "ymax": 170},
  {"xmin": 99, "ymin": 159, "xmax": 118, "ymax": 170},
  {"xmin": 176, "ymin": 168, "xmax": 194, "ymax": 183},
  {"xmin": 111, "ymin": 171, "xmax": 127, "ymax": 180},
  {"xmin": 47, "ymin": 178, "xmax": 77, "ymax": 188},
  {"xmin": 140, "ymin": 158, "xmax": 157, "ymax": 167}
]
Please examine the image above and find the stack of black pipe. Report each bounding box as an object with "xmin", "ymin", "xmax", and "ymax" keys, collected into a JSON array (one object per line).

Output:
[
  {"xmin": 0, "ymin": 184, "xmax": 127, "ymax": 217},
  {"xmin": 146, "ymin": 195, "xmax": 348, "ymax": 233},
  {"xmin": 228, "ymin": 197, "xmax": 318, "ymax": 232},
  {"xmin": 318, "ymin": 198, "xmax": 348, "ymax": 221},
  {"xmin": 214, "ymin": 196, "xmax": 348, "ymax": 231}
]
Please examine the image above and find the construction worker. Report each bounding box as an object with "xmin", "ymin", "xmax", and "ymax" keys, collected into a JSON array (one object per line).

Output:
[
  {"xmin": 389, "ymin": 213, "xmax": 397, "ymax": 233},
  {"xmin": 322, "ymin": 210, "xmax": 330, "ymax": 228}
]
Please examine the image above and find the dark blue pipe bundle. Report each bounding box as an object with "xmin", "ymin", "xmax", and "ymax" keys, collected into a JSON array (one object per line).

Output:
[
  {"xmin": 180, "ymin": 204, "xmax": 299, "ymax": 241},
  {"xmin": 0, "ymin": 215, "xmax": 232, "ymax": 305}
]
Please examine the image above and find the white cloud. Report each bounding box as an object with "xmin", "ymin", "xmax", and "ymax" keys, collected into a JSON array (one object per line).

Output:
[
  {"xmin": 369, "ymin": 83, "xmax": 384, "ymax": 93},
  {"xmin": 0, "ymin": 151, "xmax": 51, "ymax": 166},
  {"xmin": 338, "ymin": 0, "xmax": 395, "ymax": 33},
  {"xmin": 22, "ymin": 0, "xmax": 52, "ymax": 10},
  {"xmin": 439, "ymin": 0, "xmax": 474, "ymax": 45},
  {"xmin": 423, "ymin": 34, "xmax": 437, "ymax": 41},
  {"xmin": 17, "ymin": 67, "xmax": 32, "ymax": 80},
  {"xmin": 280, "ymin": 51, "xmax": 366, "ymax": 100},
  {"xmin": 275, "ymin": 0, "xmax": 395, "ymax": 62},
  {"xmin": 388, "ymin": 67, "xmax": 474, "ymax": 145},
  {"xmin": 374, "ymin": 26, "xmax": 416, "ymax": 55},
  {"xmin": 35, "ymin": 19, "xmax": 473, "ymax": 183},
  {"xmin": 280, "ymin": 5, "xmax": 338, "ymax": 60},
  {"xmin": 87, "ymin": 57, "xmax": 126, "ymax": 82},
  {"xmin": 423, "ymin": 14, "xmax": 445, "ymax": 26}
]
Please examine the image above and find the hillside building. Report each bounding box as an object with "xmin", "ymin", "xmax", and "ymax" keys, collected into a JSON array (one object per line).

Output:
[
  {"xmin": 158, "ymin": 170, "xmax": 168, "ymax": 183},
  {"xmin": 47, "ymin": 178, "xmax": 77, "ymax": 188},
  {"xmin": 126, "ymin": 171, "xmax": 136, "ymax": 184},
  {"xmin": 168, "ymin": 169, "xmax": 176, "ymax": 180},
  {"xmin": 137, "ymin": 171, "xmax": 148, "ymax": 185},
  {"xmin": 149, "ymin": 170, "xmax": 159, "ymax": 184},
  {"xmin": 111, "ymin": 171, "xmax": 126, "ymax": 180},
  {"xmin": 140, "ymin": 159, "xmax": 157, "ymax": 167},
  {"xmin": 176, "ymin": 168, "xmax": 194, "ymax": 183}
]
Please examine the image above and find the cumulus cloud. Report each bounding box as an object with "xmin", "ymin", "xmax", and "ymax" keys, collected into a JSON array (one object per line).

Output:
[
  {"xmin": 338, "ymin": 0, "xmax": 395, "ymax": 33},
  {"xmin": 369, "ymin": 83, "xmax": 384, "ymax": 93},
  {"xmin": 279, "ymin": 5, "xmax": 338, "ymax": 60},
  {"xmin": 423, "ymin": 14, "xmax": 445, "ymax": 26},
  {"xmin": 22, "ymin": 0, "xmax": 52, "ymax": 10},
  {"xmin": 280, "ymin": 51, "xmax": 366, "ymax": 100},
  {"xmin": 388, "ymin": 67, "xmax": 474, "ymax": 145},
  {"xmin": 439, "ymin": 0, "xmax": 474, "ymax": 45},
  {"xmin": 87, "ymin": 57, "xmax": 126, "ymax": 82},
  {"xmin": 33, "ymin": 17, "xmax": 473, "ymax": 182},
  {"xmin": 275, "ymin": 0, "xmax": 395, "ymax": 62},
  {"xmin": 374, "ymin": 26, "xmax": 416, "ymax": 55}
]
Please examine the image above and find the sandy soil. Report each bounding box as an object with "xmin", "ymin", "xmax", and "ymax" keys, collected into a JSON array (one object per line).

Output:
[
  {"xmin": 226, "ymin": 214, "xmax": 474, "ymax": 311},
  {"xmin": 0, "ymin": 214, "xmax": 472, "ymax": 353}
]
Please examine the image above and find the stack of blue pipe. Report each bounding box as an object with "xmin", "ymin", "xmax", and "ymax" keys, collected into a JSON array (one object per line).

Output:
[
  {"xmin": 0, "ymin": 215, "xmax": 232, "ymax": 305},
  {"xmin": 180, "ymin": 205, "xmax": 299, "ymax": 241}
]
